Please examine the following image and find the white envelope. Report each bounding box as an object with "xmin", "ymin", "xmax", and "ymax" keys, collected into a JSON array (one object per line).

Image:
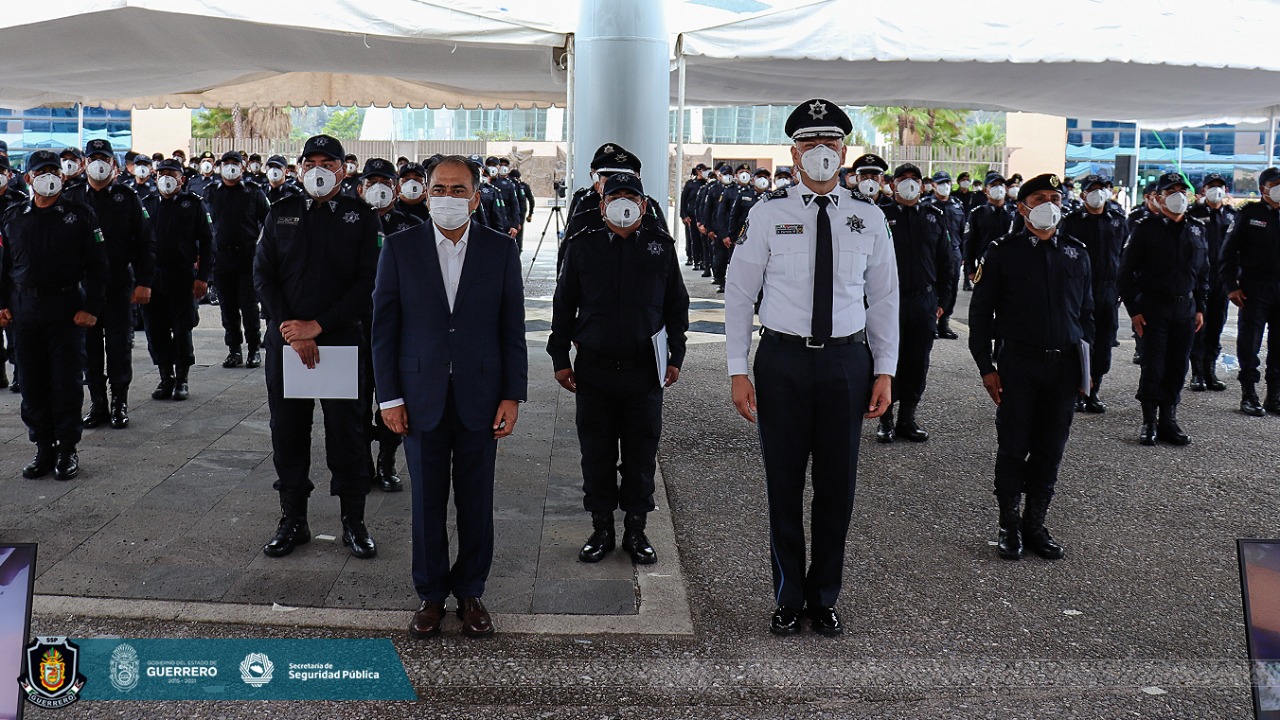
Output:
[{"xmin": 282, "ymin": 345, "xmax": 360, "ymax": 399}]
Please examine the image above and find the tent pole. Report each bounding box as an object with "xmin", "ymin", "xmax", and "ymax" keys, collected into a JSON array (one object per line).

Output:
[
  {"xmin": 1268, "ymin": 106, "xmax": 1278, "ymax": 168},
  {"xmin": 674, "ymin": 36, "xmax": 686, "ymax": 245},
  {"xmin": 564, "ymin": 35, "xmax": 575, "ymax": 214},
  {"xmin": 1132, "ymin": 122, "xmax": 1141, "ymax": 209},
  {"xmin": 77, "ymin": 102, "xmax": 84, "ymax": 149}
]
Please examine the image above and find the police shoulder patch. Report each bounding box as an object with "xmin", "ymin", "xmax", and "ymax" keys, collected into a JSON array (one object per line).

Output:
[
  {"xmin": 972, "ymin": 259, "xmax": 984, "ymax": 285},
  {"xmin": 93, "ymin": 228, "xmax": 105, "ymax": 243},
  {"xmin": 766, "ymin": 188, "xmax": 789, "ymax": 200},
  {"xmin": 735, "ymin": 218, "xmax": 750, "ymax": 245},
  {"xmin": 377, "ymin": 232, "xmax": 385, "ymax": 249}
]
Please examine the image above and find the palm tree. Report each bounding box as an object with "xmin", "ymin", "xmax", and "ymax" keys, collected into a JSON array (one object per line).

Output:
[{"xmin": 962, "ymin": 121, "xmax": 1006, "ymax": 147}]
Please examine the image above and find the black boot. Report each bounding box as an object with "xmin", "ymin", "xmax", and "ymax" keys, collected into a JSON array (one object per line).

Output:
[
  {"xmin": 875, "ymin": 406, "xmax": 895, "ymax": 443},
  {"xmin": 1074, "ymin": 396, "xmax": 1086, "ymax": 413},
  {"xmin": 83, "ymin": 385, "xmax": 110, "ymax": 428},
  {"xmin": 936, "ymin": 318, "xmax": 958, "ymax": 340},
  {"xmin": 152, "ymin": 366, "xmax": 174, "ymax": 400},
  {"xmin": 1139, "ymin": 403, "xmax": 1158, "ymax": 446},
  {"xmin": 578, "ymin": 512, "xmax": 616, "ymax": 563},
  {"xmin": 1204, "ymin": 362, "xmax": 1226, "ymax": 391},
  {"xmin": 222, "ymin": 349, "xmax": 243, "ymax": 368},
  {"xmin": 54, "ymin": 445, "xmax": 79, "ymax": 481},
  {"xmin": 621, "ymin": 512, "xmax": 657, "ymax": 565},
  {"xmin": 1241, "ymin": 383, "xmax": 1266, "ymax": 417},
  {"xmin": 244, "ymin": 346, "xmax": 262, "ymax": 369},
  {"xmin": 1265, "ymin": 386, "xmax": 1280, "ymax": 415},
  {"xmin": 1188, "ymin": 359, "xmax": 1206, "ymax": 391},
  {"xmin": 263, "ymin": 492, "xmax": 311, "ymax": 557},
  {"xmin": 1084, "ymin": 382, "xmax": 1107, "ymax": 414},
  {"xmin": 895, "ymin": 402, "xmax": 929, "ymax": 442},
  {"xmin": 22, "ymin": 443, "xmax": 57, "ymax": 479},
  {"xmin": 1021, "ymin": 494, "xmax": 1065, "ymax": 559},
  {"xmin": 996, "ymin": 494, "xmax": 1023, "ymax": 561},
  {"xmin": 340, "ymin": 494, "xmax": 377, "ymax": 559},
  {"xmin": 171, "ymin": 366, "xmax": 190, "ymax": 401},
  {"xmin": 109, "ymin": 385, "xmax": 129, "ymax": 429},
  {"xmin": 1157, "ymin": 404, "xmax": 1191, "ymax": 446},
  {"xmin": 376, "ymin": 443, "xmax": 403, "ymax": 492}
]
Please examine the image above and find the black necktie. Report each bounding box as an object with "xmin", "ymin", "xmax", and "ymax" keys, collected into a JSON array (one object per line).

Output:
[{"xmin": 811, "ymin": 195, "xmax": 833, "ymax": 342}]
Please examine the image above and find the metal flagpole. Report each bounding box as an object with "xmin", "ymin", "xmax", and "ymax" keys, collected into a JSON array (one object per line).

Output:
[
  {"xmin": 1268, "ymin": 106, "xmax": 1278, "ymax": 167},
  {"xmin": 674, "ymin": 36, "xmax": 686, "ymax": 245}
]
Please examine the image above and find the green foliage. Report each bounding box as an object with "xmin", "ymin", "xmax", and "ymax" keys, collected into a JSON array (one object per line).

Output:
[
  {"xmin": 962, "ymin": 121, "xmax": 1006, "ymax": 147},
  {"xmin": 859, "ymin": 106, "xmax": 974, "ymax": 147},
  {"xmin": 320, "ymin": 107, "xmax": 365, "ymax": 139},
  {"xmin": 474, "ymin": 130, "xmax": 513, "ymax": 142},
  {"xmin": 191, "ymin": 108, "xmax": 234, "ymax": 138}
]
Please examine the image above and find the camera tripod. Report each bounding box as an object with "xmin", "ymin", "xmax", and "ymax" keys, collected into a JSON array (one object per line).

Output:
[{"xmin": 526, "ymin": 200, "xmax": 566, "ymax": 281}]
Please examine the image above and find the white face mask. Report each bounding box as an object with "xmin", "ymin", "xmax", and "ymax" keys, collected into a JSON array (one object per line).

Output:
[
  {"xmin": 486, "ymin": 166, "xmax": 498, "ymax": 177},
  {"xmin": 1204, "ymin": 186, "xmax": 1227, "ymax": 204},
  {"xmin": 399, "ymin": 179, "xmax": 424, "ymax": 201},
  {"xmin": 156, "ymin": 175, "xmax": 180, "ymax": 195},
  {"xmin": 857, "ymin": 178, "xmax": 881, "ymax": 197},
  {"xmin": 133, "ymin": 166, "xmax": 152, "ymax": 181},
  {"xmin": 923, "ymin": 183, "xmax": 934, "ymax": 195},
  {"xmin": 266, "ymin": 167, "xmax": 285, "ymax": 184},
  {"xmin": 498, "ymin": 166, "xmax": 510, "ymax": 176},
  {"xmin": 248, "ymin": 162, "xmax": 261, "ymax": 173},
  {"xmin": 700, "ymin": 170, "xmax": 712, "ymax": 180},
  {"xmin": 346, "ymin": 163, "xmax": 359, "ymax": 175},
  {"xmin": 430, "ymin": 195, "xmax": 473, "ymax": 230},
  {"xmin": 753, "ymin": 177, "xmax": 770, "ymax": 190},
  {"xmin": 220, "ymin": 164, "xmax": 243, "ymax": 181},
  {"xmin": 0, "ymin": 173, "xmax": 9, "ymax": 192},
  {"xmin": 364, "ymin": 182, "xmax": 395, "ymax": 209},
  {"xmin": 1162, "ymin": 191, "xmax": 1189, "ymax": 215},
  {"xmin": 32, "ymin": 173, "xmax": 63, "ymax": 197},
  {"xmin": 935, "ymin": 185, "xmax": 951, "ymax": 199},
  {"xmin": 882, "ymin": 183, "xmax": 893, "ymax": 195},
  {"xmin": 604, "ymin": 198, "xmax": 643, "ymax": 228},
  {"xmin": 775, "ymin": 177, "xmax": 791, "ymax": 188},
  {"xmin": 895, "ymin": 178, "xmax": 922, "ymax": 202},
  {"xmin": 61, "ymin": 159, "xmax": 80, "ymax": 176},
  {"xmin": 719, "ymin": 174, "xmax": 733, "ymax": 185},
  {"xmin": 988, "ymin": 185, "xmax": 1007, "ymax": 201},
  {"xmin": 1008, "ymin": 185, "xmax": 1021, "ymax": 200},
  {"xmin": 1268, "ymin": 185, "xmax": 1280, "ymax": 204},
  {"xmin": 959, "ymin": 180, "xmax": 971, "ymax": 190},
  {"xmin": 1085, "ymin": 189, "xmax": 1109, "ymax": 209},
  {"xmin": 1027, "ymin": 201, "xmax": 1062, "ymax": 230},
  {"xmin": 799, "ymin": 144, "xmax": 841, "ymax": 183},
  {"xmin": 200, "ymin": 160, "xmax": 214, "ymax": 174},
  {"xmin": 736, "ymin": 171, "xmax": 751, "ymax": 184},
  {"xmin": 86, "ymin": 159, "xmax": 113, "ymax": 182},
  {"xmin": 302, "ymin": 166, "xmax": 338, "ymax": 198}
]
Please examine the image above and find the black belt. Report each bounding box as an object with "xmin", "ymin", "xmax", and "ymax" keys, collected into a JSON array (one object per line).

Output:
[
  {"xmin": 1004, "ymin": 341, "xmax": 1077, "ymax": 359},
  {"xmin": 576, "ymin": 347, "xmax": 652, "ymax": 371},
  {"xmin": 1145, "ymin": 291, "xmax": 1193, "ymax": 301},
  {"xmin": 13, "ymin": 282, "xmax": 79, "ymax": 297},
  {"xmin": 761, "ymin": 327, "xmax": 866, "ymax": 348}
]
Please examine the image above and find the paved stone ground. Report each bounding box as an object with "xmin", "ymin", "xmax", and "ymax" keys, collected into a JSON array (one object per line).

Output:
[{"xmin": 8, "ymin": 207, "xmax": 1280, "ymax": 718}]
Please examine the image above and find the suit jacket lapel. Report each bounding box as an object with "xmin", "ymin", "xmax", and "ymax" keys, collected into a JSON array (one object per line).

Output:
[{"xmin": 415, "ymin": 223, "xmax": 451, "ymax": 313}]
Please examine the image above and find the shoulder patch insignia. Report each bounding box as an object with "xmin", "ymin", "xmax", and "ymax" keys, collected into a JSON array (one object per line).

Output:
[
  {"xmin": 1250, "ymin": 219, "xmax": 1267, "ymax": 228},
  {"xmin": 735, "ymin": 218, "xmax": 750, "ymax": 245},
  {"xmin": 377, "ymin": 232, "xmax": 385, "ymax": 249},
  {"xmin": 93, "ymin": 228, "xmax": 105, "ymax": 243},
  {"xmin": 845, "ymin": 215, "xmax": 865, "ymax": 234},
  {"xmin": 767, "ymin": 188, "xmax": 789, "ymax": 200},
  {"xmin": 972, "ymin": 260, "xmax": 984, "ymax": 285}
]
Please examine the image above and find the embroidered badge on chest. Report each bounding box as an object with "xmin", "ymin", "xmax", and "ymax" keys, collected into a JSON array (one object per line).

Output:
[
  {"xmin": 114, "ymin": 194, "xmax": 125, "ymax": 203},
  {"xmin": 846, "ymin": 215, "xmax": 865, "ymax": 233},
  {"xmin": 64, "ymin": 213, "xmax": 76, "ymax": 224},
  {"xmin": 647, "ymin": 240, "xmax": 663, "ymax": 255},
  {"xmin": 1063, "ymin": 245, "xmax": 1079, "ymax": 260},
  {"xmin": 343, "ymin": 211, "xmax": 360, "ymax": 224},
  {"xmin": 180, "ymin": 200, "xmax": 191, "ymax": 208}
]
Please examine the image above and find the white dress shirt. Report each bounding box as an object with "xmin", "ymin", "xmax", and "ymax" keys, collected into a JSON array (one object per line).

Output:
[
  {"xmin": 379, "ymin": 223, "xmax": 471, "ymax": 411},
  {"xmin": 724, "ymin": 181, "xmax": 900, "ymax": 377}
]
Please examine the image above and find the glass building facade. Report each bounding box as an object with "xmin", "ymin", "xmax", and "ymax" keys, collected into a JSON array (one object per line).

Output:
[{"xmin": 0, "ymin": 105, "xmax": 133, "ymax": 166}]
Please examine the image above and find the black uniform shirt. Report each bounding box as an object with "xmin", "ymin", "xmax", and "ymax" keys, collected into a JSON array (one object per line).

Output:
[
  {"xmin": 1219, "ymin": 200, "xmax": 1280, "ymax": 292},
  {"xmin": 379, "ymin": 207, "xmax": 423, "ymax": 237},
  {"xmin": 548, "ymin": 216, "xmax": 690, "ymax": 372},
  {"xmin": 679, "ymin": 178, "xmax": 706, "ymax": 221},
  {"xmin": 882, "ymin": 202, "xmax": 957, "ymax": 301},
  {"xmin": 265, "ymin": 180, "xmax": 303, "ymax": 206},
  {"xmin": 395, "ymin": 199, "xmax": 430, "ymax": 224},
  {"xmin": 1186, "ymin": 201, "xmax": 1238, "ymax": 279},
  {"xmin": 922, "ymin": 194, "xmax": 967, "ymax": 257},
  {"xmin": 1061, "ymin": 205, "xmax": 1127, "ymax": 285},
  {"xmin": 204, "ymin": 181, "xmax": 270, "ymax": 260},
  {"xmin": 142, "ymin": 191, "xmax": 213, "ymax": 282},
  {"xmin": 725, "ymin": 185, "xmax": 766, "ymax": 242},
  {"xmin": 253, "ymin": 193, "xmax": 380, "ymax": 334},
  {"xmin": 84, "ymin": 183, "xmax": 156, "ymax": 289},
  {"xmin": 963, "ymin": 201, "xmax": 1017, "ymax": 275},
  {"xmin": 968, "ymin": 225, "xmax": 1094, "ymax": 376},
  {"xmin": 1118, "ymin": 213, "xmax": 1210, "ymax": 316},
  {"xmin": 0, "ymin": 197, "xmax": 111, "ymax": 317}
]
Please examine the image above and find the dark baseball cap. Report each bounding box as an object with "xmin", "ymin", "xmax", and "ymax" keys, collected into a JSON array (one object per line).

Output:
[
  {"xmin": 27, "ymin": 150, "xmax": 61, "ymax": 172},
  {"xmin": 602, "ymin": 173, "xmax": 644, "ymax": 197},
  {"xmin": 361, "ymin": 158, "xmax": 397, "ymax": 181},
  {"xmin": 134, "ymin": 154, "xmax": 153, "ymax": 166},
  {"xmin": 265, "ymin": 154, "xmax": 288, "ymax": 169},
  {"xmin": 1155, "ymin": 171, "xmax": 1189, "ymax": 193},
  {"xmin": 60, "ymin": 147, "xmax": 84, "ymax": 160},
  {"xmin": 932, "ymin": 171, "xmax": 952, "ymax": 184},
  {"xmin": 84, "ymin": 138, "xmax": 114, "ymax": 158},
  {"xmin": 892, "ymin": 163, "xmax": 923, "ymax": 180},
  {"xmin": 1079, "ymin": 174, "xmax": 1112, "ymax": 190},
  {"xmin": 1259, "ymin": 167, "xmax": 1280, "ymax": 187},
  {"xmin": 399, "ymin": 162, "xmax": 426, "ymax": 178},
  {"xmin": 301, "ymin": 135, "xmax": 345, "ymax": 162},
  {"xmin": 156, "ymin": 158, "xmax": 184, "ymax": 172},
  {"xmin": 1199, "ymin": 172, "xmax": 1227, "ymax": 189},
  {"xmin": 219, "ymin": 151, "xmax": 244, "ymax": 164}
]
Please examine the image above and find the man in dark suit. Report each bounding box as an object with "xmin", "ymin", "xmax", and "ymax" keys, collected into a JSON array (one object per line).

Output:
[{"xmin": 372, "ymin": 155, "xmax": 528, "ymax": 639}]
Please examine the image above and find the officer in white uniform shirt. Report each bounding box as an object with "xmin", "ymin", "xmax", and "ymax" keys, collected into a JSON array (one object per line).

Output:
[{"xmin": 725, "ymin": 99, "xmax": 900, "ymax": 637}]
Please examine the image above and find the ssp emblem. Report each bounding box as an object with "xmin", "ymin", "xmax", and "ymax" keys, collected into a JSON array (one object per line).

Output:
[{"xmin": 20, "ymin": 637, "xmax": 87, "ymax": 709}]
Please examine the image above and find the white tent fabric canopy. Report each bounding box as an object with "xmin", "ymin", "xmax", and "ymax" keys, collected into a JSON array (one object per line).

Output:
[{"xmin": 675, "ymin": 0, "xmax": 1280, "ymax": 127}]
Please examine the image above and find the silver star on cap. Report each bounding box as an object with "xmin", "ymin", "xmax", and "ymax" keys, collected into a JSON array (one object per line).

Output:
[
  {"xmin": 807, "ymin": 101, "xmax": 828, "ymax": 120},
  {"xmin": 602, "ymin": 144, "xmax": 615, "ymax": 155},
  {"xmin": 314, "ymin": 137, "xmax": 329, "ymax": 146}
]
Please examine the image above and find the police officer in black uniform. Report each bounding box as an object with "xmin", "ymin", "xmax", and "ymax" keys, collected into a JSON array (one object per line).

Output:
[
  {"xmin": 0, "ymin": 156, "xmax": 26, "ymax": 390},
  {"xmin": 485, "ymin": 157, "xmax": 522, "ymax": 240},
  {"xmin": 847, "ymin": 153, "xmax": 889, "ymax": 205},
  {"xmin": 263, "ymin": 154, "xmax": 301, "ymax": 205},
  {"xmin": 0, "ymin": 149, "xmax": 110, "ymax": 481},
  {"xmin": 679, "ymin": 164, "xmax": 708, "ymax": 267},
  {"xmin": 877, "ymin": 163, "xmax": 955, "ymax": 443},
  {"xmin": 79, "ymin": 139, "xmax": 156, "ymax": 429},
  {"xmin": 1219, "ymin": 166, "xmax": 1280, "ymax": 416},
  {"xmin": 0, "ymin": 141, "xmax": 28, "ymax": 197},
  {"xmin": 964, "ymin": 172, "xmax": 1017, "ymax": 288},
  {"xmin": 923, "ymin": 170, "xmax": 966, "ymax": 339},
  {"xmin": 1061, "ymin": 174, "xmax": 1127, "ymax": 413},
  {"xmin": 205, "ymin": 151, "xmax": 270, "ymax": 369},
  {"xmin": 245, "ymin": 154, "xmax": 267, "ymax": 187},
  {"xmin": 549, "ymin": 173, "xmax": 689, "ymax": 567},
  {"xmin": 709, "ymin": 163, "xmax": 754, "ymax": 291},
  {"xmin": 509, "ymin": 168, "xmax": 536, "ymax": 251},
  {"xmin": 1119, "ymin": 172, "xmax": 1208, "ymax": 446},
  {"xmin": 1187, "ymin": 172, "xmax": 1237, "ymax": 392},
  {"xmin": 559, "ymin": 146, "xmax": 668, "ymax": 271},
  {"xmin": 696, "ymin": 163, "xmax": 733, "ymax": 279},
  {"xmin": 253, "ymin": 134, "xmax": 380, "ymax": 560},
  {"xmin": 724, "ymin": 168, "xmax": 772, "ymax": 255},
  {"xmin": 969, "ymin": 173, "xmax": 1093, "ymax": 562},
  {"xmin": 393, "ymin": 162, "xmax": 431, "ymax": 224},
  {"xmin": 188, "ymin": 151, "xmax": 218, "ymax": 198},
  {"xmin": 58, "ymin": 148, "xmax": 88, "ymax": 201},
  {"xmin": 124, "ymin": 155, "xmax": 158, "ymax": 200},
  {"xmin": 142, "ymin": 159, "xmax": 213, "ymax": 401},
  {"xmin": 339, "ymin": 153, "xmax": 362, "ymax": 198},
  {"xmin": 468, "ymin": 154, "xmax": 503, "ymax": 233}
]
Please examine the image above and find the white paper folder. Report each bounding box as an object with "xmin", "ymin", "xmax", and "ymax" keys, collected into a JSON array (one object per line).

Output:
[{"xmin": 282, "ymin": 345, "xmax": 360, "ymax": 399}]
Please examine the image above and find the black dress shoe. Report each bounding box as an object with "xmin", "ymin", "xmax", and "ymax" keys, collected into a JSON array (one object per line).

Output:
[
  {"xmin": 54, "ymin": 448, "xmax": 79, "ymax": 481},
  {"xmin": 808, "ymin": 606, "xmax": 844, "ymax": 637},
  {"xmin": 83, "ymin": 388, "xmax": 110, "ymax": 428},
  {"xmin": 770, "ymin": 606, "xmax": 803, "ymax": 635},
  {"xmin": 171, "ymin": 381, "xmax": 189, "ymax": 401},
  {"xmin": 1083, "ymin": 392, "xmax": 1106, "ymax": 414},
  {"xmin": 152, "ymin": 371, "xmax": 174, "ymax": 400},
  {"xmin": 109, "ymin": 393, "xmax": 129, "ymax": 429},
  {"xmin": 875, "ymin": 413, "xmax": 895, "ymax": 443},
  {"xmin": 22, "ymin": 444, "xmax": 57, "ymax": 479},
  {"xmin": 222, "ymin": 351, "xmax": 243, "ymax": 369},
  {"xmin": 340, "ymin": 495, "xmax": 377, "ymax": 559},
  {"xmin": 409, "ymin": 601, "xmax": 445, "ymax": 638},
  {"xmin": 579, "ymin": 527, "xmax": 615, "ymax": 562},
  {"xmin": 1241, "ymin": 393, "xmax": 1266, "ymax": 417},
  {"xmin": 1188, "ymin": 374, "xmax": 1206, "ymax": 391},
  {"xmin": 1265, "ymin": 389, "xmax": 1280, "ymax": 415},
  {"xmin": 1204, "ymin": 370, "xmax": 1226, "ymax": 391},
  {"xmin": 895, "ymin": 421, "xmax": 929, "ymax": 442},
  {"xmin": 621, "ymin": 527, "xmax": 657, "ymax": 565},
  {"xmin": 1074, "ymin": 396, "xmax": 1086, "ymax": 413},
  {"xmin": 244, "ymin": 351, "xmax": 262, "ymax": 369},
  {"xmin": 936, "ymin": 322, "xmax": 959, "ymax": 340}
]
